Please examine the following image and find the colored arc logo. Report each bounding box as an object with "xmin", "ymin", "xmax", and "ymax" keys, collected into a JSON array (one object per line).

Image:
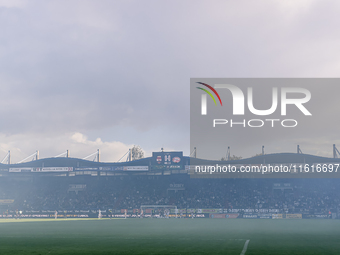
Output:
[{"xmin": 196, "ymin": 82, "xmax": 223, "ymax": 106}]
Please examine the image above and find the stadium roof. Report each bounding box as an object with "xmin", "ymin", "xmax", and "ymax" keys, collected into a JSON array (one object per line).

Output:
[
  {"xmin": 1, "ymin": 152, "xmax": 340, "ymax": 169},
  {"xmin": 191, "ymin": 153, "xmax": 340, "ymax": 165}
]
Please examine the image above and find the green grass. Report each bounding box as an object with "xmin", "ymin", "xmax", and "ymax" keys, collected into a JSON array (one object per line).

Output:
[{"xmin": 0, "ymin": 218, "xmax": 339, "ymax": 254}]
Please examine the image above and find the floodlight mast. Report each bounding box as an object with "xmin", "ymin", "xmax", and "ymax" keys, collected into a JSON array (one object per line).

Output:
[
  {"xmin": 128, "ymin": 149, "xmax": 131, "ymax": 162},
  {"xmin": 54, "ymin": 150, "xmax": 70, "ymax": 158},
  {"xmin": 190, "ymin": 147, "xmax": 197, "ymax": 158},
  {"xmin": 82, "ymin": 149, "xmax": 100, "ymax": 162},
  {"xmin": 116, "ymin": 149, "xmax": 130, "ymax": 162},
  {"xmin": 297, "ymin": 145, "xmax": 303, "ymax": 154},
  {"xmin": 117, "ymin": 148, "xmax": 134, "ymax": 162},
  {"xmin": 117, "ymin": 149, "xmax": 129, "ymax": 162},
  {"xmin": 1, "ymin": 151, "xmax": 10, "ymax": 164},
  {"xmin": 333, "ymin": 144, "xmax": 340, "ymax": 158},
  {"xmin": 17, "ymin": 150, "xmax": 39, "ymax": 164}
]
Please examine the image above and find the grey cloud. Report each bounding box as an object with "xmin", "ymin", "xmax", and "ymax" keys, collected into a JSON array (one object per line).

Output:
[{"xmin": 0, "ymin": 0, "xmax": 339, "ymax": 157}]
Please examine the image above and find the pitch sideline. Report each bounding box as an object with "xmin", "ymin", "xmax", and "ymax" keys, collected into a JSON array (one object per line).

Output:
[{"xmin": 240, "ymin": 239, "xmax": 250, "ymax": 255}]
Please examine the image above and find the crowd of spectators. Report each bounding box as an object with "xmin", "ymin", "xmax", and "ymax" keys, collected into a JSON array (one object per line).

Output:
[{"xmin": 0, "ymin": 175, "xmax": 339, "ymax": 215}]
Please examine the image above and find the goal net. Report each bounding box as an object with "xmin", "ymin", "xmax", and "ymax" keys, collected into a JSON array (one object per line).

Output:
[{"xmin": 140, "ymin": 205, "xmax": 178, "ymax": 218}]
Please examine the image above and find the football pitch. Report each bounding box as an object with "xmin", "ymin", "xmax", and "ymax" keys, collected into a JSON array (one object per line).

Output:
[{"xmin": 0, "ymin": 218, "xmax": 339, "ymax": 254}]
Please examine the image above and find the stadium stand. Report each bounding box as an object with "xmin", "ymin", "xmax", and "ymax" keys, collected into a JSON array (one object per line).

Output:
[{"xmin": 0, "ymin": 152, "xmax": 339, "ymax": 219}]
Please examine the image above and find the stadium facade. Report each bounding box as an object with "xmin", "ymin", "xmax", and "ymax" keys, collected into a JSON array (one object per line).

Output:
[
  {"xmin": 0, "ymin": 151, "xmax": 339, "ymax": 220},
  {"xmin": 2, "ymin": 151, "xmax": 340, "ymax": 176}
]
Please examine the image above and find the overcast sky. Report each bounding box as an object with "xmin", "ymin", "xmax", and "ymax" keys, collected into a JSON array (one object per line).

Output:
[{"xmin": 0, "ymin": 0, "xmax": 339, "ymax": 162}]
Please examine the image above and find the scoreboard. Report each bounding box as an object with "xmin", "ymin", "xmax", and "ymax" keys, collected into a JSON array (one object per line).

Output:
[{"xmin": 151, "ymin": 151, "xmax": 183, "ymax": 170}]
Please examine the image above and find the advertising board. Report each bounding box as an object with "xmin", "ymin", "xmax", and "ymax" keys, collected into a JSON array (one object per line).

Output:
[
  {"xmin": 272, "ymin": 214, "xmax": 283, "ymax": 219},
  {"xmin": 286, "ymin": 214, "xmax": 302, "ymax": 219}
]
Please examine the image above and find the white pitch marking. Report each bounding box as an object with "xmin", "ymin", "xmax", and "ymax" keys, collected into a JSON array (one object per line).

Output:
[{"xmin": 240, "ymin": 239, "xmax": 250, "ymax": 255}]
